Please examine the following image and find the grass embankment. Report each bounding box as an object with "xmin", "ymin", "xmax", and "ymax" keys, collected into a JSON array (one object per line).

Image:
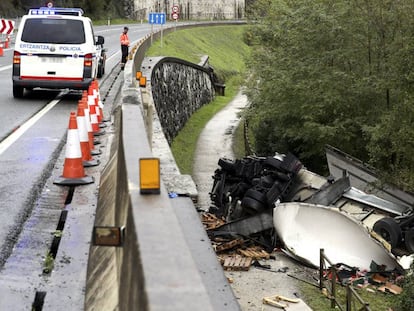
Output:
[
  {"xmin": 145, "ymin": 24, "xmax": 399, "ymax": 311},
  {"xmin": 145, "ymin": 25, "xmax": 249, "ymax": 174}
]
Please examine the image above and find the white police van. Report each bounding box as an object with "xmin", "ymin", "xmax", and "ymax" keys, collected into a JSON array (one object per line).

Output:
[{"xmin": 12, "ymin": 7, "xmax": 106, "ymax": 98}]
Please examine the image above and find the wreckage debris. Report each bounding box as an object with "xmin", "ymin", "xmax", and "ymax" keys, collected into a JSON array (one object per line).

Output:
[
  {"xmin": 214, "ymin": 238, "xmax": 244, "ymax": 253},
  {"xmin": 200, "ymin": 151, "xmax": 414, "ymax": 300},
  {"xmin": 323, "ymin": 263, "xmax": 404, "ymax": 295},
  {"xmin": 209, "ymin": 153, "xmax": 302, "ymax": 221},
  {"xmin": 206, "ymin": 151, "xmax": 414, "ymax": 271},
  {"xmin": 200, "ymin": 212, "xmax": 226, "ymax": 230},
  {"xmin": 274, "ymin": 202, "xmax": 402, "ymax": 271},
  {"xmin": 220, "ymin": 255, "xmax": 253, "ymax": 271},
  {"xmin": 238, "ymin": 246, "xmax": 270, "ymax": 260},
  {"xmin": 201, "ymin": 212, "xmax": 271, "ymax": 271},
  {"xmin": 262, "ymin": 295, "xmax": 301, "ymax": 309}
]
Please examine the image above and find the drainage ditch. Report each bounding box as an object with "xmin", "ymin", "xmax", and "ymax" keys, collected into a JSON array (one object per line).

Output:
[
  {"xmin": 32, "ymin": 186, "xmax": 73, "ymax": 310},
  {"xmin": 30, "ymin": 66, "xmax": 123, "ymax": 310}
]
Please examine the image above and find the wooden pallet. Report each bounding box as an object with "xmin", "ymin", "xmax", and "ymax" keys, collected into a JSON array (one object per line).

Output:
[
  {"xmin": 201, "ymin": 212, "xmax": 226, "ymax": 230},
  {"xmin": 237, "ymin": 246, "xmax": 270, "ymax": 260},
  {"xmin": 222, "ymin": 255, "xmax": 252, "ymax": 271},
  {"xmin": 215, "ymin": 238, "xmax": 244, "ymax": 252}
]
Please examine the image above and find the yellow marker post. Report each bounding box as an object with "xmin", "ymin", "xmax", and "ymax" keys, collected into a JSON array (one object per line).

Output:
[
  {"xmin": 139, "ymin": 76, "xmax": 147, "ymax": 87},
  {"xmin": 139, "ymin": 157, "xmax": 160, "ymax": 194}
]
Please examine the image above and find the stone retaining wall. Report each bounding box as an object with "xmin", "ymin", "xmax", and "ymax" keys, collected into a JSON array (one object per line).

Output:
[{"xmin": 149, "ymin": 57, "xmax": 215, "ymax": 144}]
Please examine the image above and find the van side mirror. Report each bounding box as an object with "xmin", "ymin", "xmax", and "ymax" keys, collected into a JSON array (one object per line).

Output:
[{"xmin": 96, "ymin": 35, "xmax": 105, "ymax": 45}]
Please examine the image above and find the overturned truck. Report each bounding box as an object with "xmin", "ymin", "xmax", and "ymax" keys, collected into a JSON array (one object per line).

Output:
[{"xmin": 207, "ymin": 150, "xmax": 414, "ymax": 271}]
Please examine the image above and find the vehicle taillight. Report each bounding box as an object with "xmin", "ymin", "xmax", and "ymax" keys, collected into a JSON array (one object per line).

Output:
[
  {"xmin": 84, "ymin": 53, "xmax": 93, "ymax": 67},
  {"xmin": 13, "ymin": 51, "xmax": 21, "ymax": 65}
]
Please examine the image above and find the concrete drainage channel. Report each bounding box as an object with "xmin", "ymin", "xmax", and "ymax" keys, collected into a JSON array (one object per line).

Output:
[
  {"xmin": 32, "ymin": 196, "xmax": 70, "ymax": 310},
  {"xmin": 33, "ymin": 67, "xmax": 123, "ymax": 310},
  {"xmin": 32, "ymin": 186, "xmax": 76, "ymax": 310}
]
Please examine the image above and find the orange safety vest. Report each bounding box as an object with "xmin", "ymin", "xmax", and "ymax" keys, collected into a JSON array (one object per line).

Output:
[{"xmin": 120, "ymin": 33, "xmax": 130, "ymax": 46}]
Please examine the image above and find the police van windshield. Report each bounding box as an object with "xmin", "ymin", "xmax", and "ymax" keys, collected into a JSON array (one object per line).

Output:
[{"xmin": 21, "ymin": 18, "xmax": 85, "ymax": 44}]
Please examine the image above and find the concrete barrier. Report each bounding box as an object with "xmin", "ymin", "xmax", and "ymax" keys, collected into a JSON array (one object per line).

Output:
[{"xmin": 84, "ymin": 22, "xmax": 244, "ymax": 310}]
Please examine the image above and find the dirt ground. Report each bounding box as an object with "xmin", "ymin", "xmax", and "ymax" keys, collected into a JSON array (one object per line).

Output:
[{"xmin": 192, "ymin": 91, "xmax": 315, "ymax": 310}]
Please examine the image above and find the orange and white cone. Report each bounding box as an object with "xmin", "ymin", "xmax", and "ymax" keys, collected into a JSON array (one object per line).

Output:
[
  {"xmin": 77, "ymin": 100, "xmax": 100, "ymax": 167},
  {"xmin": 93, "ymin": 79, "xmax": 108, "ymax": 124},
  {"xmin": 88, "ymin": 83, "xmax": 101, "ymax": 121},
  {"xmin": 88, "ymin": 87, "xmax": 105, "ymax": 136},
  {"xmin": 81, "ymin": 92, "xmax": 101, "ymax": 155},
  {"xmin": 54, "ymin": 112, "xmax": 94, "ymax": 186}
]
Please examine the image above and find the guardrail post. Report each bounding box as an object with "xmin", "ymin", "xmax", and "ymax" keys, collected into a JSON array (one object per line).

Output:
[
  {"xmin": 346, "ymin": 285, "xmax": 351, "ymax": 311},
  {"xmin": 330, "ymin": 266, "xmax": 336, "ymax": 309},
  {"xmin": 319, "ymin": 248, "xmax": 324, "ymax": 290}
]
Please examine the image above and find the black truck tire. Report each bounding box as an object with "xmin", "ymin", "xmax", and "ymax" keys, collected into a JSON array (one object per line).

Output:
[
  {"xmin": 373, "ymin": 217, "xmax": 402, "ymax": 249},
  {"xmin": 241, "ymin": 197, "xmax": 266, "ymax": 215},
  {"xmin": 244, "ymin": 188, "xmax": 268, "ymax": 204}
]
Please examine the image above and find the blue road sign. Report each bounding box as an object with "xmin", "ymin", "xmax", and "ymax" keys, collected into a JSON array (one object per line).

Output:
[{"xmin": 149, "ymin": 12, "xmax": 166, "ymax": 25}]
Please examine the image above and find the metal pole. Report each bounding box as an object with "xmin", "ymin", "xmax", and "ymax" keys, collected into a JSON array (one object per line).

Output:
[
  {"xmin": 151, "ymin": 24, "xmax": 153, "ymax": 44},
  {"xmin": 319, "ymin": 249, "xmax": 324, "ymax": 290},
  {"xmin": 346, "ymin": 285, "xmax": 351, "ymax": 311},
  {"xmin": 331, "ymin": 266, "xmax": 336, "ymax": 309},
  {"xmin": 161, "ymin": 24, "xmax": 163, "ymax": 48}
]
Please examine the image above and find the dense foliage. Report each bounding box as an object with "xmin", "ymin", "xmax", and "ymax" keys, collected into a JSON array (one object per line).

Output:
[
  {"xmin": 244, "ymin": 0, "xmax": 414, "ymax": 190},
  {"xmin": 0, "ymin": 0, "xmax": 126, "ymax": 19},
  {"xmin": 396, "ymin": 265, "xmax": 414, "ymax": 310}
]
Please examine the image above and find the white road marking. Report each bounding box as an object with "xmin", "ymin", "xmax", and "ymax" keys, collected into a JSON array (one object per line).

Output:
[
  {"xmin": 0, "ymin": 65, "xmax": 12, "ymax": 72},
  {"xmin": 0, "ymin": 98, "xmax": 61, "ymax": 155}
]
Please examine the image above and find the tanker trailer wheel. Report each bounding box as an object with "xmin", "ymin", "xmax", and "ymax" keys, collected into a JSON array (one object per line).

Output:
[{"xmin": 373, "ymin": 217, "xmax": 402, "ymax": 249}]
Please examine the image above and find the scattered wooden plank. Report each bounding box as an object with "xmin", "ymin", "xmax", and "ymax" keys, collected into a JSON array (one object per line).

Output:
[
  {"xmin": 222, "ymin": 255, "xmax": 252, "ymax": 271},
  {"xmin": 215, "ymin": 238, "xmax": 244, "ymax": 252},
  {"xmin": 201, "ymin": 212, "xmax": 226, "ymax": 230},
  {"xmin": 238, "ymin": 246, "xmax": 270, "ymax": 259},
  {"xmin": 372, "ymin": 273, "xmax": 387, "ymax": 284},
  {"xmin": 378, "ymin": 282, "xmax": 402, "ymax": 295}
]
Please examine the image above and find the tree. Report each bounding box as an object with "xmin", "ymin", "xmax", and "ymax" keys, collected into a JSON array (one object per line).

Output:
[
  {"xmin": 0, "ymin": 0, "xmax": 25, "ymax": 17},
  {"xmin": 244, "ymin": 0, "xmax": 414, "ymax": 187}
]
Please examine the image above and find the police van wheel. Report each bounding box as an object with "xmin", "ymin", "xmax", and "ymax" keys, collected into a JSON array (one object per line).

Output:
[
  {"xmin": 97, "ymin": 63, "xmax": 104, "ymax": 78},
  {"xmin": 13, "ymin": 85, "xmax": 24, "ymax": 98}
]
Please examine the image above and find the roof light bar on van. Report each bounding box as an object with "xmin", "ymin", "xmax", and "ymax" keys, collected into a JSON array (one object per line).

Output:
[{"xmin": 28, "ymin": 7, "xmax": 84, "ymax": 16}]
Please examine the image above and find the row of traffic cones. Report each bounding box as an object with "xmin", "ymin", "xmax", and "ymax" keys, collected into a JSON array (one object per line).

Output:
[{"xmin": 54, "ymin": 80, "xmax": 106, "ymax": 186}]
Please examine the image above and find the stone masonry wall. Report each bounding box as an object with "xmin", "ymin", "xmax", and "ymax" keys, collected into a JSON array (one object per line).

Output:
[{"xmin": 149, "ymin": 57, "xmax": 215, "ymax": 144}]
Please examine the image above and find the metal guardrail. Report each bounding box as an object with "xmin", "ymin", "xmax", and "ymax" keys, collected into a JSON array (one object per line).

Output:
[{"xmin": 319, "ymin": 249, "xmax": 372, "ymax": 311}]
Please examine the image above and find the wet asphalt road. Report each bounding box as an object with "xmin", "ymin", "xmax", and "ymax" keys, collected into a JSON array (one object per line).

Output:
[{"xmin": 0, "ymin": 23, "xmax": 156, "ymax": 268}]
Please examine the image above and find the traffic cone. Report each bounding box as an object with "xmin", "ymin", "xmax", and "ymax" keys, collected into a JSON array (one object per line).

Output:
[
  {"xmin": 0, "ymin": 43, "xmax": 3, "ymax": 57},
  {"xmin": 88, "ymin": 83, "xmax": 102, "ymax": 124},
  {"xmin": 87, "ymin": 86, "xmax": 105, "ymax": 136},
  {"xmin": 77, "ymin": 100, "xmax": 100, "ymax": 167},
  {"xmin": 54, "ymin": 112, "xmax": 94, "ymax": 186},
  {"xmin": 81, "ymin": 92, "xmax": 101, "ymax": 155},
  {"xmin": 93, "ymin": 79, "xmax": 107, "ymax": 124}
]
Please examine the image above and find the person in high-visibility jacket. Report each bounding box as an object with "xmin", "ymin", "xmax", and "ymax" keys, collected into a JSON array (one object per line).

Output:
[{"xmin": 120, "ymin": 26, "xmax": 130, "ymax": 70}]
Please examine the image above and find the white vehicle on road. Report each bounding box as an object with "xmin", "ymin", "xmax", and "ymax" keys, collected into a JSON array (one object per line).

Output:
[{"xmin": 12, "ymin": 7, "xmax": 106, "ymax": 98}]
